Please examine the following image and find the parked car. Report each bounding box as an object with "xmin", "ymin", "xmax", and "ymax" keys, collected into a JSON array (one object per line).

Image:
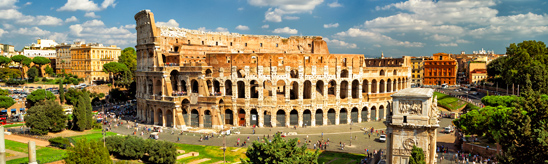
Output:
[
  {"xmin": 444, "ymin": 126, "xmax": 453, "ymax": 133},
  {"xmin": 379, "ymin": 135, "xmax": 386, "ymax": 142}
]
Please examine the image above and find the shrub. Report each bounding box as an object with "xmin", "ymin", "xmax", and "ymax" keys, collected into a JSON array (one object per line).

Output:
[
  {"xmin": 65, "ymin": 139, "xmax": 112, "ymax": 164},
  {"xmin": 105, "ymin": 135, "xmax": 126, "ymax": 154},
  {"xmin": 120, "ymin": 136, "xmax": 148, "ymax": 159},
  {"xmin": 42, "ymin": 77, "xmax": 47, "ymax": 82},
  {"xmin": 147, "ymin": 140, "xmax": 177, "ymax": 164},
  {"xmin": 49, "ymin": 137, "xmax": 71, "ymax": 149}
]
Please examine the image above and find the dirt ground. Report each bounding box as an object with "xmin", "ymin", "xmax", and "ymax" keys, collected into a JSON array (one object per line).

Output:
[{"xmin": 5, "ymin": 134, "xmax": 50, "ymax": 147}]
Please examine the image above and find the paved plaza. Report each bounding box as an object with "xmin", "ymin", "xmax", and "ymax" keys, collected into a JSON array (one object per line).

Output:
[{"xmin": 109, "ymin": 117, "xmax": 456, "ymax": 155}]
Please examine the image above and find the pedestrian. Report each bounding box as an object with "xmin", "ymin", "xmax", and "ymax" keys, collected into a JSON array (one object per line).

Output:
[
  {"xmin": 177, "ymin": 137, "xmax": 180, "ymax": 142},
  {"xmin": 314, "ymin": 143, "xmax": 316, "ymax": 149}
]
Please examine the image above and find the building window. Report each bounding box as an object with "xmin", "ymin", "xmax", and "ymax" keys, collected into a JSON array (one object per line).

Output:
[
  {"xmin": 260, "ymin": 43, "xmax": 263, "ymax": 47},
  {"xmin": 227, "ymin": 56, "xmax": 231, "ymax": 63},
  {"xmin": 245, "ymin": 43, "xmax": 248, "ymax": 47},
  {"xmin": 202, "ymin": 41, "xmax": 204, "ymax": 45},
  {"xmin": 216, "ymin": 42, "xmax": 218, "ymax": 46},
  {"xmin": 276, "ymin": 43, "xmax": 278, "ymax": 47},
  {"xmin": 230, "ymin": 42, "xmax": 232, "ymax": 46}
]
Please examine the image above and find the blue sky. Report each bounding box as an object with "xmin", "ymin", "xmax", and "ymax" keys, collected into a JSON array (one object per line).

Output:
[{"xmin": 0, "ymin": 0, "xmax": 547, "ymax": 57}]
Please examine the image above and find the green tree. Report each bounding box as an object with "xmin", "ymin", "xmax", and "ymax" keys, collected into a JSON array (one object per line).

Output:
[
  {"xmin": 10, "ymin": 55, "xmax": 30, "ymax": 78},
  {"xmin": 59, "ymin": 82, "xmax": 65, "ymax": 104},
  {"xmin": 242, "ymin": 134, "xmax": 320, "ymax": 164},
  {"xmin": 25, "ymin": 100, "xmax": 67, "ymax": 135},
  {"xmin": 72, "ymin": 95, "xmax": 88, "ymax": 131},
  {"xmin": 0, "ymin": 96, "xmax": 16, "ymax": 109},
  {"xmin": 119, "ymin": 47, "xmax": 136, "ymax": 79},
  {"xmin": 32, "ymin": 56, "xmax": 51, "ymax": 77},
  {"xmin": 65, "ymin": 139, "xmax": 112, "ymax": 164},
  {"xmin": 0, "ymin": 89, "xmax": 9, "ymax": 96},
  {"xmin": 105, "ymin": 135, "xmax": 126, "ymax": 154},
  {"xmin": 26, "ymin": 89, "xmax": 56, "ymax": 107},
  {"xmin": 64, "ymin": 88, "xmax": 85, "ymax": 105},
  {"xmin": 147, "ymin": 140, "xmax": 177, "ymax": 164},
  {"xmin": 45, "ymin": 65, "xmax": 54, "ymax": 77},
  {"xmin": 119, "ymin": 136, "xmax": 148, "ymax": 159},
  {"xmin": 0, "ymin": 56, "xmax": 11, "ymax": 67},
  {"xmin": 27, "ymin": 67, "xmax": 39, "ymax": 80},
  {"xmin": 102, "ymin": 62, "xmax": 128, "ymax": 86},
  {"xmin": 82, "ymin": 91, "xmax": 93, "ymax": 129},
  {"xmin": 409, "ymin": 146, "xmax": 426, "ymax": 164}
]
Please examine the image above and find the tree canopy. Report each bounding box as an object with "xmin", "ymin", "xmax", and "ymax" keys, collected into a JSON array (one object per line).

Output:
[
  {"xmin": 242, "ymin": 133, "xmax": 320, "ymax": 164},
  {"xmin": 25, "ymin": 100, "xmax": 67, "ymax": 135},
  {"xmin": 409, "ymin": 146, "xmax": 426, "ymax": 164},
  {"xmin": 0, "ymin": 96, "xmax": 16, "ymax": 109},
  {"xmin": 0, "ymin": 56, "xmax": 11, "ymax": 67},
  {"xmin": 119, "ymin": 47, "xmax": 136, "ymax": 76},
  {"xmin": 26, "ymin": 89, "xmax": 56, "ymax": 106},
  {"xmin": 45, "ymin": 65, "xmax": 54, "ymax": 76},
  {"xmin": 65, "ymin": 139, "xmax": 112, "ymax": 164},
  {"xmin": 27, "ymin": 67, "xmax": 38, "ymax": 80},
  {"xmin": 103, "ymin": 62, "xmax": 129, "ymax": 86},
  {"xmin": 10, "ymin": 55, "xmax": 29, "ymax": 78},
  {"xmin": 32, "ymin": 56, "xmax": 51, "ymax": 77}
]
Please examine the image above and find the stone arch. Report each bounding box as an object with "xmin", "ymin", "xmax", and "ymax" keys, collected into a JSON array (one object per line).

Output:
[
  {"xmin": 380, "ymin": 69, "xmax": 385, "ymax": 76},
  {"xmin": 371, "ymin": 79, "xmax": 378, "ymax": 93},
  {"xmin": 250, "ymin": 80, "xmax": 259, "ymax": 98},
  {"xmin": 225, "ymin": 80, "xmax": 232, "ymax": 95},
  {"xmin": 213, "ymin": 80, "xmax": 221, "ymax": 94},
  {"xmin": 303, "ymin": 109, "xmax": 312, "ymax": 126},
  {"xmin": 264, "ymin": 110, "xmax": 272, "ymax": 127},
  {"xmin": 327, "ymin": 108, "xmax": 336, "ymax": 125},
  {"xmin": 237, "ymin": 69, "xmax": 245, "ymax": 78},
  {"xmin": 191, "ymin": 109, "xmax": 199, "ymax": 127},
  {"xmin": 303, "ymin": 80, "xmax": 312, "ymax": 99},
  {"xmin": 206, "ymin": 80, "xmax": 212, "ymax": 95},
  {"xmin": 147, "ymin": 79, "xmax": 153, "ymax": 94},
  {"xmin": 315, "ymin": 109, "xmax": 323, "ymax": 126},
  {"xmin": 205, "ymin": 69, "xmax": 212, "ymax": 77},
  {"xmin": 362, "ymin": 79, "xmax": 369, "ymax": 93},
  {"xmin": 276, "ymin": 80, "xmax": 286, "ymax": 96},
  {"xmin": 155, "ymin": 79, "xmax": 162, "ymax": 95},
  {"xmin": 156, "ymin": 108, "xmax": 163, "ymax": 126},
  {"xmin": 393, "ymin": 70, "xmax": 397, "ymax": 76},
  {"xmin": 370, "ymin": 106, "xmax": 377, "ymax": 121},
  {"xmin": 290, "ymin": 109, "xmax": 298, "ymax": 126},
  {"xmin": 351, "ymin": 107, "xmax": 358, "ymax": 123},
  {"xmin": 290, "ymin": 69, "xmax": 298, "ymax": 78},
  {"xmin": 263, "ymin": 80, "xmax": 272, "ymax": 97},
  {"xmin": 182, "ymin": 106, "xmax": 189, "ymax": 125},
  {"xmin": 276, "ymin": 109, "xmax": 286, "ymax": 127},
  {"xmin": 237, "ymin": 81, "xmax": 246, "ymax": 98},
  {"xmin": 340, "ymin": 108, "xmax": 348, "ymax": 124},
  {"xmin": 340, "ymin": 81, "xmax": 348, "ymax": 99},
  {"xmin": 290, "ymin": 81, "xmax": 298, "ymax": 100},
  {"xmin": 398, "ymin": 78, "xmax": 402, "ymax": 90},
  {"xmin": 204, "ymin": 110, "xmax": 212, "ymax": 128},
  {"xmin": 393, "ymin": 79, "xmax": 397, "ymax": 92},
  {"xmin": 238, "ymin": 108, "xmax": 246, "ymax": 126},
  {"xmin": 387, "ymin": 79, "xmax": 392, "ymax": 92},
  {"xmin": 165, "ymin": 109, "xmax": 173, "ymax": 127},
  {"xmin": 351, "ymin": 80, "xmax": 359, "ymax": 98},
  {"xmin": 181, "ymin": 80, "xmax": 188, "ymax": 94},
  {"xmin": 170, "ymin": 70, "xmax": 179, "ymax": 94},
  {"xmin": 361, "ymin": 106, "xmax": 368, "ymax": 122},
  {"xmin": 328, "ymin": 80, "xmax": 336, "ymax": 96},
  {"xmin": 191, "ymin": 79, "xmax": 199, "ymax": 93},
  {"xmin": 250, "ymin": 109, "xmax": 258, "ymax": 126},
  {"xmin": 225, "ymin": 109, "xmax": 233, "ymax": 126},
  {"xmin": 340, "ymin": 69, "xmax": 349, "ymax": 78},
  {"xmin": 379, "ymin": 105, "xmax": 385, "ymax": 120},
  {"xmin": 316, "ymin": 80, "xmax": 324, "ymax": 96},
  {"xmin": 379, "ymin": 79, "xmax": 385, "ymax": 93}
]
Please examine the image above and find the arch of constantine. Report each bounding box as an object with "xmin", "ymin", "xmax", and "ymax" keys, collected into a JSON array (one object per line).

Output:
[{"xmin": 134, "ymin": 10, "xmax": 412, "ymax": 129}]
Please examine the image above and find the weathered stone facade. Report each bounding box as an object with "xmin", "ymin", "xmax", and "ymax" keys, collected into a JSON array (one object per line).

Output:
[
  {"xmin": 385, "ymin": 88, "xmax": 439, "ymax": 164},
  {"xmin": 134, "ymin": 10, "xmax": 412, "ymax": 129}
]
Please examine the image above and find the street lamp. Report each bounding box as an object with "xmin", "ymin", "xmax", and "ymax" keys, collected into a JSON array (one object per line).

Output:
[
  {"xmin": 349, "ymin": 121, "xmax": 352, "ymax": 146},
  {"xmin": 222, "ymin": 125, "xmax": 226, "ymax": 163}
]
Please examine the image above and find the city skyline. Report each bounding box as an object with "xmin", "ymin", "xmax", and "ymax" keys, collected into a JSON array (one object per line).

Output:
[{"xmin": 0, "ymin": 0, "xmax": 547, "ymax": 57}]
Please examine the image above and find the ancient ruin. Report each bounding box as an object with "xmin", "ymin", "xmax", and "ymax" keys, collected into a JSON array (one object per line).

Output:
[
  {"xmin": 385, "ymin": 88, "xmax": 439, "ymax": 163},
  {"xmin": 134, "ymin": 10, "xmax": 412, "ymax": 129}
]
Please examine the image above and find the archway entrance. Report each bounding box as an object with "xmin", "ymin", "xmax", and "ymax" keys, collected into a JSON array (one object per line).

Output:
[
  {"xmin": 264, "ymin": 111, "xmax": 271, "ymax": 127},
  {"xmin": 371, "ymin": 106, "xmax": 377, "ymax": 121},
  {"xmin": 183, "ymin": 109, "xmax": 189, "ymax": 125},
  {"xmin": 225, "ymin": 109, "xmax": 233, "ymax": 126},
  {"xmin": 191, "ymin": 109, "xmax": 199, "ymax": 127},
  {"xmin": 340, "ymin": 108, "xmax": 348, "ymax": 124},
  {"xmin": 361, "ymin": 107, "xmax": 368, "ymax": 122},
  {"xmin": 250, "ymin": 109, "xmax": 258, "ymax": 126},
  {"xmin": 157, "ymin": 109, "xmax": 163, "ymax": 126},
  {"xmin": 290, "ymin": 109, "xmax": 298, "ymax": 126},
  {"xmin": 327, "ymin": 109, "xmax": 336, "ymax": 125},
  {"xmin": 379, "ymin": 105, "xmax": 385, "ymax": 120},
  {"xmin": 351, "ymin": 107, "xmax": 358, "ymax": 123},
  {"xmin": 303, "ymin": 109, "xmax": 311, "ymax": 127},
  {"xmin": 165, "ymin": 110, "xmax": 173, "ymax": 127},
  {"xmin": 204, "ymin": 110, "xmax": 212, "ymax": 128},
  {"xmin": 315, "ymin": 109, "xmax": 323, "ymax": 126},
  {"xmin": 238, "ymin": 109, "xmax": 246, "ymax": 126},
  {"xmin": 276, "ymin": 110, "xmax": 286, "ymax": 127}
]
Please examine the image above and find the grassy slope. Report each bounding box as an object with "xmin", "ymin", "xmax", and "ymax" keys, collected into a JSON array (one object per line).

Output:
[
  {"xmin": 434, "ymin": 92, "xmax": 467, "ymax": 110},
  {"xmin": 6, "ymin": 140, "xmax": 66, "ymax": 164}
]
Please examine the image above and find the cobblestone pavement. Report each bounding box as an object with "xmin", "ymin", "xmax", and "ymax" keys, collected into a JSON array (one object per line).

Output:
[{"xmin": 109, "ymin": 117, "xmax": 456, "ymax": 155}]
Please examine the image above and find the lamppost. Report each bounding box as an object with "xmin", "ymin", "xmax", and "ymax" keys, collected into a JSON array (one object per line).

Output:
[
  {"xmin": 349, "ymin": 121, "xmax": 352, "ymax": 146},
  {"xmin": 222, "ymin": 125, "xmax": 226, "ymax": 163}
]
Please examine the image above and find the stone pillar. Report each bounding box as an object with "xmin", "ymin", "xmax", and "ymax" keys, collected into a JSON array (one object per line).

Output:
[
  {"xmin": 375, "ymin": 108, "xmax": 379, "ymax": 121},
  {"xmin": 285, "ymin": 111, "xmax": 290, "ymax": 127},
  {"xmin": 367, "ymin": 108, "xmax": 371, "ymax": 121},
  {"xmin": 335, "ymin": 81, "xmax": 340, "ymax": 99},
  {"xmin": 358, "ymin": 108, "xmax": 362, "ymax": 123},
  {"xmin": 323, "ymin": 111, "xmax": 328, "ymax": 126},
  {"xmin": 311, "ymin": 110, "xmax": 316, "ymax": 127},
  {"xmin": 272, "ymin": 113, "xmax": 277, "ymax": 127},
  {"xmin": 245, "ymin": 110, "xmax": 250, "ymax": 127},
  {"xmin": 0, "ymin": 126, "xmax": 5, "ymax": 164},
  {"xmin": 258, "ymin": 109, "xmax": 264, "ymax": 127},
  {"xmin": 358, "ymin": 81, "xmax": 363, "ymax": 99},
  {"xmin": 153, "ymin": 108, "xmax": 158, "ymax": 125},
  {"xmin": 199, "ymin": 110, "xmax": 204, "ymax": 128},
  {"xmin": 162, "ymin": 109, "xmax": 166, "ymax": 127},
  {"xmin": 28, "ymin": 141, "xmax": 37, "ymax": 164},
  {"xmin": 335, "ymin": 110, "xmax": 340, "ymax": 125},
  {"xmin": 367, "ymin": 82, "xmax": 371, "ymax": 94},
  {"xmin": 298, "ymin": 110, "xmax": 303, "ymax": 127},
  {"xmin": 376, "ymin": 81, "xmax": 380, "ymax": 94},
  {"xmin": 172, "ymin": 109, "xmax": 177, "ymax": 128}
]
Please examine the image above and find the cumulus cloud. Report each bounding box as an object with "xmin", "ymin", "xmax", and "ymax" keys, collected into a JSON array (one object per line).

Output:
[
  {"xmin": 324, "ymin": 38, "xmax": 357, "ymax": 49},
  {"xmin": 215, "ymin": 27, "xmax": 229, "ymax": 32},
  {"xmin": 68, "ymin": 19, "xmax": 135, "ymax": 45},
  {"xmin": 336, "ymin": 28, "xmax": 424, "ymax": 47},
  {"xmin": 283, "ymin": 16, "xmax": 299, "ymax": 20},
  {"xmin": 65, "ymin": 16, "xmax": 78, "ymax": 23},
  {"xmin": 0, "ymin": 0, "xmax": 17, "ymax": 9},
  {"xmin": 0, "ymin": 29, "xmax": 5, "ymax": 37},
  {"xmin": 58, "ymin": 0, "xmax": 116, "ymax": 11},
  {"xmin": 272, "ymin": 27, "xmax": 298, "ymax": 34},
  {"xmin": 23, "ymin": 2, "xmax": 31, "ymax": 6},
  {"xmin": 0, "ymin": 9, "xmax": 63, "ymax": 26},
  {"xmin": 323, "ymin": 23, "xmax": 339, "ymax": 28},
  {"xmin": 84, "ymin": 12, "xmax": 100, "ymax": 18},
  {"xmin": 261, "ymin": 24, "xmax": 269, "ymax": 29},
  {"xmin": 123, "ymin": 24, "xmax": 136, "ymax": 29},
  {"xmin": 48, "ymin": 32, "xmax": 69, "ymax": 43},
  {"xmin": 438, "ymin": 43, "xmax": 458, "ymax": 47},
  {"xmin": 156, "ymin": 19, "xmax": 179, "ymax": 28},
  {"xmin": 12, "ymin": 27, "xmax": 51, "ymax": 36},
  {"xmin": 101, "ymin": 0, "xmax": 116, "ymax": 9},
  {"xmin": 327, "ymin": 1, "xmax": 342, "ymax": 8},
  {"xmin": 248, "ymin": 0, "xmax": 324, "ymax": 22},
  {"xmin": 235, "ymin": 25, "xmax": 249, "ymax": 30}
]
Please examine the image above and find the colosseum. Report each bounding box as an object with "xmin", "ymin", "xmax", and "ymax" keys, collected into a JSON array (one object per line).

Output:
[{"xmin": 134, "ymin": 10, "xmax": 412, "ymax": 129}]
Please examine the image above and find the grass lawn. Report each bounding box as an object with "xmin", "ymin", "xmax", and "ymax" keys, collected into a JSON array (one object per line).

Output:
[
  {"xmin": 318, "ymin": 151, "xmax": 365, "ymax": 164},
  {"xmin": 6, "ymin": 140, "xmax": 67, "ymax": 164},
  {"xmin": 175, "ymin": 143, "xmax": 247, "ymax": 163},
  {"xmin": 3, "ymin": 123, "xmax": 25, "ymax": 128},
  {"xmin": 434, "ymin": 92, "xmax": 467, "ymax": 110},
  {"xmin": 68, "ymin": 129, "xmax": 117, "ymax": 141}
]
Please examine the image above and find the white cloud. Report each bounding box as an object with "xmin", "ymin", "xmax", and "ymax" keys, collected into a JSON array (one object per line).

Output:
[
  {"xmin": 123, "ymin": 24, "xmax": 136, "ymax": 29},
  {"xmin": 327, "ymin": 1, "xmax": 342, "ymax": 8},
  {"xmin": 197, "ymin": 27, "xmax": 207, "ymax": 31},
  {"xmin": 68, "ymin": 19, "xmax": 135, "ymax": 46},
  {"xmin": 439, "ymin": 43, "xmax": 458, "ymax": 47},
  {"xmin": 57, "ymin": 0, "xmax": 115, "ymax": 11},
  {"xmin": 238, "ymin": 7, "xmax": 244, "ymax": 11},
  {"xmin": 65, "ymin": 16, "xmax": 78, "ymax": 23},
  {"xmin": 215, "ymin": 27, "xmax": 229, "ymax": 32},
  {"xmin": 336, "ymin": 28, "xmax": 424, "ymax": 47},
  {"xmin": 48, "ymin": 32, "xmax": 68, "ymax": 43},
  {"xmin": 0, "ymin": 0, "xmax": 17, "ymax": 9},
  {"xmin": 84, "ymin": 12, "xmax": 100, "ymax": 18},
  {"xmin": 248, "ymin": 0, "xmax": 324, "ymax": 22},
  {"xmin": 324, "ymin": 38, "xmax": 357, "ymax": 49},
  {"xmin": 3, "ymin": 24, "xmax": 13, "ymax": 30},
  {"xmin": 82, "ymin": 19, "xmax": 104, "ymax": 26},
  {"xmin": 272, "ymin": 27, "xmax": 298, "ymax": 34},
  {"xmin": 261, "ymin": 24, "xmax": 269, "ymax": 29},
  {"xmin": 23, "ymin": 2, "xmax": 31, "ymax": 6},
  {"xmin": 429, "ymin": 34, "xmax": 454, "ymax": 42},
  {"xmin": 12, "ymin": 27, "xmax": 51, "ymax": 36},
  {"xmin": 156, "ymin": 19, "xmax": 179, "ymax": 28},
  {"xmin": 0, "ymin": 29, "xmax": 5, "ymax": 37},
  {"xmin": 235, "ymin": 25, "xmax": 250, "ymax": 31},
  {"xmin": 16, "ymin": 15, "xmax": 64, "ymax": 26},
  {"xmin": 283, "ymin": 16, "xmax": 299, "ymax": 20},
  {"xmin": 323, "ymin": 23, "xmax": 339, "ymax": 28},
  {"xmin": 456, "ymin": 39, "xmax": 471, "ymax": 44}
]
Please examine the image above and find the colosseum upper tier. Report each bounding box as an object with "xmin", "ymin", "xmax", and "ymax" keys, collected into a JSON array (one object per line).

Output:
[{"xmin": 134, "ymin": 10, "xmax": 412, "ymax": 129}]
